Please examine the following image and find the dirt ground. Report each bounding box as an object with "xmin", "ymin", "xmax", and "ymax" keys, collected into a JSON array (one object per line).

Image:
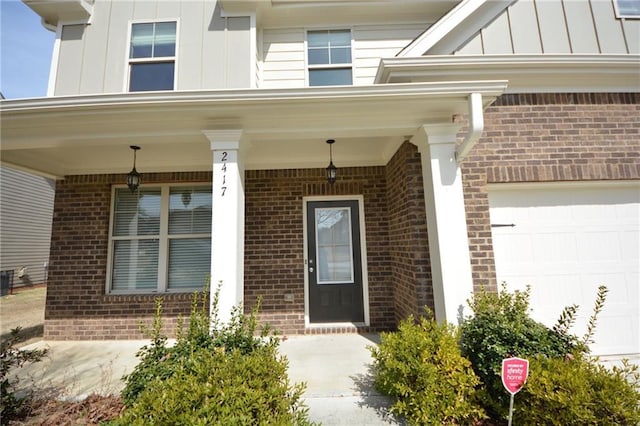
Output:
[{"xmin": 0, "ymin": 286, "xmax": 46, "ymax": 346}]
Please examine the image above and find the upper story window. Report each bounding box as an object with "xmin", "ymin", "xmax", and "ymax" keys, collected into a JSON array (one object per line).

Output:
[
  {"xmin": 108, "ymin": 185, "xmax": 212, "ymax": 294},
  {"xmin": 307, "ymin": 30, "xmax": 353, "ymax": 86},
  {"xmin": 129, "ymin": 22, "xmax": 177, "ymax": 92},
  {"xmin": 615, "ymin": 0, "xmax": 640, "ymax": 18}
]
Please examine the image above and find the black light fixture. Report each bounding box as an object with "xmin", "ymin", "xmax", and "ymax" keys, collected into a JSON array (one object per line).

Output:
[
  {"xmin": 126, "ymin": 145, "xmax": 141, "ymax": 192},
  {"xmin": 326, "ymin": 139, "xmax": 337, "ymax": 184}
]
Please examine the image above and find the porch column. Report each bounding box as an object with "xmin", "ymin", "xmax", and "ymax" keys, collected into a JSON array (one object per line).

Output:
[
  {"xmin": 203, "ymin": 129, "xmax": 244, "ymax": 325},
  {"xmin": 411, "ymin": 124, "xmax": 474, "ymax": 324}
]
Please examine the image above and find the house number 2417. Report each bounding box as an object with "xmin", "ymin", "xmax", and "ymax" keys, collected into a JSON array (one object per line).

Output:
[{"xmin": 220, "ymin": 151, "xmax": 228, "ymax": 197}]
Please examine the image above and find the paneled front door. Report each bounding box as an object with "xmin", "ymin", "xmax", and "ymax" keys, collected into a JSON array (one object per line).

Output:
[{"xmin": 306, "ymin": 199, "xmax": 364, "ymax": 323}]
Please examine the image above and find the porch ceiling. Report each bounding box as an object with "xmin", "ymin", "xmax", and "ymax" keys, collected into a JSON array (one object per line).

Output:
[{"xmin": 0, "ymin": 82, "xmax": 506, "ymax": 178}]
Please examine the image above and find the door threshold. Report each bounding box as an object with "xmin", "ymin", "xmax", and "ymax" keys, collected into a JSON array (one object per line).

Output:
[{"xmin": 306, "ymin": 322, "xmax": 367, "ymax": 330}]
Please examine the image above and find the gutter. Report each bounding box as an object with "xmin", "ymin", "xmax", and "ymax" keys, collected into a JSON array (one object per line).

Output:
[{"xmin": 456, "ymin": 92, "xmax": 483, "ymax": 163}]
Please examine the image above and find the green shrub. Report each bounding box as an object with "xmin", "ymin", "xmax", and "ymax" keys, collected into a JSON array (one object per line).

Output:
[
  {"xmin": 1, "ymin": 327, "xmax": 48, "ymax": 421},
  {"xmin": 116, "ymin": 286, "xmax": 313, "ymax": 425},
  {"xmin": 459, "ymin": 283, "xmax": 580, "ymax": 417},
  {"xmin": 370, "ymin": 312, "xmax": 486, "ymax": 425},
  {"xmin": 515, "ymin": 355, "xmax": 640, "ymax": 425}
]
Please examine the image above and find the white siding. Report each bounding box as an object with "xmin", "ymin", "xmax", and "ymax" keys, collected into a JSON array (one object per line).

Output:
[
  {"xmin": 262, "ymin": 28, "xmax": 306, "ymax": 88},
  {"xmin": 508, "ymin": 0, "xmax": 542, "ymax": 53},
  {"xmin": 456, "ymin": 0, "xmax": 638, "ymax": 55},
  {"xmin": 564, "ymin": 0, "xmax": 600, "ymax": 53},
  {"xmin": 53, "ymin": 0, "xmax": 253, "ymax": 95},
  {"xmin": 0, "ymin": 167, "xmax": 55, "ymax": 289},
  {"xmin": 353, "ymin": 24, "xmax": 425, "ymax": 85},
  {"xmin": 261, "ymin": 24, "xmax": 424, "ymax": 88},
  {"xmin": 535, "ymin": 0, "xmax": 571, "ymax": 54}
]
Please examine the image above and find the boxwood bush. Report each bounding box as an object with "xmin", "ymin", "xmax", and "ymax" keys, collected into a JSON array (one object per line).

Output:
[
  {"xmin": 459, "ymin": 283, "xmax": 580, "ymax": 418},
  {"xmin": 516, "ymin": 355, "xmax": 640, "ymax": 425},
  {"xmin": 370, "ymin": 312, "xmax": 486, "ymax": 425},
  {"xmin": 115, "ymin": 287, "xmax": 313, "ymax": 425}
]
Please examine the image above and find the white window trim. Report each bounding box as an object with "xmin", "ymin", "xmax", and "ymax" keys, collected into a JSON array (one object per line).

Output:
[
  {"xmin": 106, "ymin": 183, "xmax": 211, "ymax": 295},
  {"xmin": 124, "ymin": 19, "xmax": 180, "ymax": 93},
  {"xmin": 302, "ymin": 195, "xmax": 370, "ymax": 328},
  {"xmin": 304, "ymin": 27, "xmax": 354, "ymax": 87}
]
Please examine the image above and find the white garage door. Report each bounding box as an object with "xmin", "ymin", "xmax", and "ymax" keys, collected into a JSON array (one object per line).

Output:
[{"xmin": 489, "ymin": 183, "xmax": 639, "ymax": 358}]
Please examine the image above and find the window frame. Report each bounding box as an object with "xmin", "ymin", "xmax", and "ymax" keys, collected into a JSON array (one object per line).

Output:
[
  {"xmin": 305, "ymin": 28, "xmax": 354, "ymax": 87},
  {"xmin": 106, "ymin": 183, "xmax": 212, "ymax": 295},
  {"xmin": 125, "ymin": 19, "xmax": 179, "ymax": 92}
]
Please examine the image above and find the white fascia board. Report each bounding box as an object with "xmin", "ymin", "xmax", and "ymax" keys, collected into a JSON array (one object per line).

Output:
[
  {"xmin": 0, "ymin": 82, "xmax": 508, "ymax": 114},
  {"xmin": 397, "ymin": 0, "xmax": 515, "ymax": 57},
  {"xmin": 375, "ymin": 54, "xmax": 640, "ymax": 93}
]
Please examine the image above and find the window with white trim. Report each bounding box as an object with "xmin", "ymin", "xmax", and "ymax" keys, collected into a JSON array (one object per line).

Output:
[
  {"xmin": 307, "ymin": 29, "xmax": 353, "ymax": 86},
  {"xmin": 129, "ymin": 21, "xmax": 176, "ymax": 92},
  {"xmin": 108, "ymin": 185, "xmax": 211, "ymax": 293}
]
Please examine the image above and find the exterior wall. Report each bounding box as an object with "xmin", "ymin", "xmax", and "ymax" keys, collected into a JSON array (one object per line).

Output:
[
  {"xmin": 260, "ymin": 24, "xmax": 424, "ymax": 88},
  {"xmin": 0, "ymin": 166, "xmax": 55, "ymax": 290},
  {"xmin": 385, "ymin": 142, "xmax": 433, "ymax": 323},
  {"xmin": 462, "ymin": 93, "xmax": 640, "ymax": 292},
  {"xmin": 43, "ymin": 94, "xmax": 639, "ymax": 339},
  {"xmin": 54, "ymin": 0, "xmax": 251, "ymax": 96},
  {"xmin": 457, "ymin": 0, "xmax": 639, "ymax": 55},
  {"xmin": 45, "ymin": 171, "xmax": 211, "ymax": 340},
  {"xmin": 244, "ymin": 167, "xmax": 396, "ymax": 334}
]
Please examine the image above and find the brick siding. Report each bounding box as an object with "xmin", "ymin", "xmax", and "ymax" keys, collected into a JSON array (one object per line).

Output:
[
  {"xmin": 45, "ymin": 172, "xmax": 212, "ymax": 340},
  {"xmin": 244, "ymin": 167, "xmax": 396, "ymax": 334},
  {"xmin": 385, "ymin": 142, "xmax": 434, "ymax": 323},
  {"xmin": 44, "ymin": 93, "xmax": 639, "ymax": 339},
  {"xmin": 461, "ymin": 93, "xmax": 640, "ymax": 293}
]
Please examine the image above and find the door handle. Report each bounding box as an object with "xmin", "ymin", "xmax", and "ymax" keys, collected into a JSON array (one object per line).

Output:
[{"xmin": 309, "ymin": 267, "xmax": 314, "ymax": 273}]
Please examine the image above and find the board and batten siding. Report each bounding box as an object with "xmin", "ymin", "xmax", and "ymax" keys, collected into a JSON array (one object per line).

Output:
[
  {"xmin": 0, "ymin": 167, "xmax": 55, "ymax": 289},
  {"xmin": 457, "ymin": 0, "xmax": 639, "ymax": 55},
  {"xmin": 260, "ymin": 24, "xmax": 425, "ymax": 88},
  {"xmin": 54, "ymin": 0, "xmax": 252, "ymax": 95}
]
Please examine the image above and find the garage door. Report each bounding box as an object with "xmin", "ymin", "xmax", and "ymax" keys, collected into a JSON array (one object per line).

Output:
[{"xmin": 488, "ymin": 183, "xmax": 639, "ymax": 358}]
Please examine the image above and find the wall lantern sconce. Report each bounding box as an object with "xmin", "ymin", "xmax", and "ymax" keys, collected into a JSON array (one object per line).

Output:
[
  {"xmin": 326, "ymin": 139, "xmax": 337, "ymax": 185},
  {"xmin": 126, "ymin": 145, "xmax": 141, "ymax": 192}
]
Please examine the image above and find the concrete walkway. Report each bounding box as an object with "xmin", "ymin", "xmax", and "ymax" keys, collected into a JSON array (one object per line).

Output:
[{"xmin": 16, "ymin": 334, "xmax": 402, "ymax": 425}]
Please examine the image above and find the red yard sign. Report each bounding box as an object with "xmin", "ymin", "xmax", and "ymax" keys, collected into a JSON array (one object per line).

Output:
[{"xmin": 501, "ymin": 357, "xmax": 529, "ymax": 395}]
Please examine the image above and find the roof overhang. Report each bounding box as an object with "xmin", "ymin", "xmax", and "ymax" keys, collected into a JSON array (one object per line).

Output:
[
  {"xmin": 376, "ymin": 54, "xmax": 640, "ymax": 93},
  {"xmin": 218, "ymin": 0, "xmax": 457, "ymax": 27},
  {"xmin": 23, "ymin": 0, "xmax": 93, "ymax": 28},
  {"xmin": 397, "ymin": 0, "xmax": 516, "ymax": 57},
  {"xmin": 0, "ymin": 82, "xmax": 506, "ymax": 178}
]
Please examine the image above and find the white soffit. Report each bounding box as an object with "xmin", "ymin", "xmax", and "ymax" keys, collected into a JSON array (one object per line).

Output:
[
  {"xmin": 0, "ymin": 82, "xmax": 507, "ymax": 177},
  {"xmin": 376, "ymin": 54, "xmax": 640, "ymax": 93}
]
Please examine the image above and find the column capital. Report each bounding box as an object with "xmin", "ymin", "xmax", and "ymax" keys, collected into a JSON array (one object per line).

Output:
[
  {"xmin": 412, "ymin": 123, "xmax": 462, "ymax": 149},
  {"xmin": 203, "ymin": 129, "xmax": 243, "ymax": 151}
]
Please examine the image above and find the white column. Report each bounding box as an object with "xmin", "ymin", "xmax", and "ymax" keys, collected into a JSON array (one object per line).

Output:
[
  {"xmin": 203, "ymin": 129, "xmax": 244, "ymax": 325},
  {"xmin": 411, "ymin": 124, "xmax": 474, "ymax": 324}
]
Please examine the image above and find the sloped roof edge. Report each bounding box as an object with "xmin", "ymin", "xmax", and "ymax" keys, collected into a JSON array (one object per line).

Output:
[{"xmin": 397, "ymin": 0, "xmax": 516, "ymax": 57}]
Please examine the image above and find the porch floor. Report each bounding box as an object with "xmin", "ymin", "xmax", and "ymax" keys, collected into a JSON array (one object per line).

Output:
[{"xmin": 16, "ymin": 334, "xmax": 402, "ymax": 425}]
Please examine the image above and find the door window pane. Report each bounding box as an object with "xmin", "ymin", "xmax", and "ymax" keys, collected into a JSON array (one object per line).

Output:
[{"xmin": 315, "ymin": 208, "xmax": 354, "ymax": 283}]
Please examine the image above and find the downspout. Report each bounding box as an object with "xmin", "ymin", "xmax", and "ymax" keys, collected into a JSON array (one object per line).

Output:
[{"xmin": 456, "ymin": 92, "xmax": 483, "ymax": 163}]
